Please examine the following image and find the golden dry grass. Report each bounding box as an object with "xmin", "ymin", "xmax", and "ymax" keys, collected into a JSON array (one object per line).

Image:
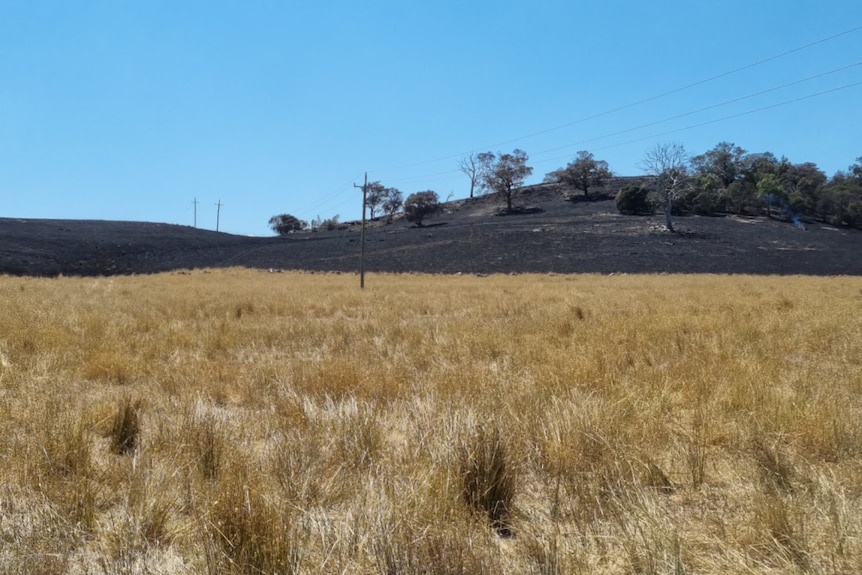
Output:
[{"xmin": 0, "ymin": 269, "xmax": 860, "ymax": 574}]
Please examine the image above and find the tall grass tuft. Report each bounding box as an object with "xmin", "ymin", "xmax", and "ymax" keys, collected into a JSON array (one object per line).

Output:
[
  {"xmin": 185, "ymin": 407, "xmax": 225, "ymax": 482},
  {"xmin": 459, "ymin": 422, "xmax": 516, "ymax": 536},
  {"xmin": 109, "ymin": 396, "xmax": 142, "ymax": 455},
  {"xmin": 204, "ymin": 460, "xmax": 299, "ymax": 575},
  {"xmin": 751, "ymin": 493, "xmax": 810, "ymax": 570}
]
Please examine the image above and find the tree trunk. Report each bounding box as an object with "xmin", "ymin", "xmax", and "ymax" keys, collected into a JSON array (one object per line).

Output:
[{"xmin": 665, "ymin": 193, "xmax": 674, "ymax": 232}]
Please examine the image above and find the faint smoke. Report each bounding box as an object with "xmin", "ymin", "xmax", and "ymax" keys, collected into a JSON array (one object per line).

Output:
[{"xmin": 766, "ymin": 194, "xmax": 807, "ymax": 230}]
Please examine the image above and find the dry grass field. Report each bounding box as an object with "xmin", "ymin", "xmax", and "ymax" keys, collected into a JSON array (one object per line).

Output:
[{"xmin": 0, "ymin": 269, "xmax": 860, "ymax": 574}]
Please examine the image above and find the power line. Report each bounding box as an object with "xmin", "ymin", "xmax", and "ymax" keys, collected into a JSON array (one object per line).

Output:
[
  {"xmin": 371, "ymin": 23, "xmax": 862, "ymax": 174},
  {"xmin": 380, "ymin": 75, "xmax": 862, "ymax": 190},
  {"xmin": 486, "ymin": 24, "xmax": 862, "ymax": 149},
  {"xmin": 528, "ymin": 61, "xmax": 862, "ymax": 160},
  {"xmin": 305, "ymin": 23, "xmax": 862, "ymax": 216},
  {"xmin": 544, "ymin": 80, "xmax": 862, "ymax": 165},
  {"xmin": 294, "ymin": 180, "xmax": 356, "ymax": 217}
]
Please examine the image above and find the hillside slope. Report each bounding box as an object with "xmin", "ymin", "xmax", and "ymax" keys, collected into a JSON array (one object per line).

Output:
[{"xmin": 2, "ymin": 186, "xmax": 861, "ymax": 276}]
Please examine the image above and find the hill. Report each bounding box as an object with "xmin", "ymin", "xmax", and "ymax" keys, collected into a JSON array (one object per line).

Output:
[{"xmin": 2, "ymin": 184, "xmax": 861, "ymax": 276}]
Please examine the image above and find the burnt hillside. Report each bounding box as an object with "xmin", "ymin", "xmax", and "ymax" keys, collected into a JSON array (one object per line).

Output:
[{"xmin": 2, "ymin": 185, "xmax": 861, "ymax": 277}]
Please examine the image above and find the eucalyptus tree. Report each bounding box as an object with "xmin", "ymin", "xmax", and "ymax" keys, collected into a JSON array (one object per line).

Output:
[
  {"xmin": 482, "ymin": 149, "xmax": 533, "ymax": 212},
  {"xmin": 546, "ymin": 150, "xmax": 612, "ymax": 199}
]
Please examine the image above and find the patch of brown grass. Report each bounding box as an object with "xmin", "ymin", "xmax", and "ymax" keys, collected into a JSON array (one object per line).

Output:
[{"xmin": 0, "ymin": 269, "xmax": 860, "ymax": 573}]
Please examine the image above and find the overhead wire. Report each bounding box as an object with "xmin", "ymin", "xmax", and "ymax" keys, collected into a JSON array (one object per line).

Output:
[
  {"xmin": 384, "ymin": 75, "xmax": 862, "ymax": 189},
  {"xmin": 302, "ymin": 24, "xmax": 862, "ymax": 217},
  {"xmin": 587, "ymin": 80, "xmax": 862, "ymax": 155},
  {"xmin": 371, "ymin": 23, "xmax": 862, "ymax": 175},
  {"xmin": 293, "ymin": 179, "xmax": 357, "ymax": 218},
  {"xmin": 528, "ymin": 61, "xmax": 862, "ymax": 162},
  {"xmin": 485, "ymin": 24, "xmax": 862, "ymax": 150}
]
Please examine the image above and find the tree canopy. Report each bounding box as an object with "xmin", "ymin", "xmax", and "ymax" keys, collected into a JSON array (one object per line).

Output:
[
  {"xmin": 619, "ymin": 142, "xmax": 862, "ymax": 229},
  {"xmin": 404, "ymin": 191, "xmax": 442, "ymax": 226},
  {"xmin": 365, "ymin": 182, "xmax": 404, "ymax": 222},
  {"xmin": 268, "ymin": 213, "xmax": 308, "ymax": 235},
  {"xmin": 545, "ymin": 151, "xmax": 612, "ymax": 199},
  {"xmin": 482, "ymin": 149, "xmax": 533, "ymax": 212}
]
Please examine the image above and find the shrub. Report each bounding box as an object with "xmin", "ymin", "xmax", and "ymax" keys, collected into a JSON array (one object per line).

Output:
[
  {"xmin": 691, "ymin": 190, "xmax": 722, "ymax": 215},
  {"xmin": 616, "ymin": 183, "xmax": 653, "ymax": 215},
  {"xmin": 311, "ymin": 214, "xmax": 341, "ymax": 231}
]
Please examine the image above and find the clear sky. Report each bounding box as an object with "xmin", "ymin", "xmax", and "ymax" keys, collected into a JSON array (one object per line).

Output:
[{"xmin": 1, "ymin": 1, "xmax": 860, "ymax": 235}]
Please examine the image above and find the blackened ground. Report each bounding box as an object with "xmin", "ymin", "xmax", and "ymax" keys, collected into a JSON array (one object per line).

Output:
[{"xmin": 2, "ymin": 186, "xmax": 861, "ymax": 277}]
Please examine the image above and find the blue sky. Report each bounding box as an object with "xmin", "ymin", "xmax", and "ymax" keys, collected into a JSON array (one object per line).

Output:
[{"xmin": 1, "ymin": 1, "xmax": 860, "ymax": 235}]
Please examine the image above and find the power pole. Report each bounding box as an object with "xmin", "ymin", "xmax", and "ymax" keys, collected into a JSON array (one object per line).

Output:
[
  {"xmin": 192, "ymin": 197, "xmax": 199, "ymax": 228},
  {"xmin": 354, "ymin": 173, "xmax": 368, "ymax": 289},
  {"xmin": 215, "ymin": 200, "xmax": 223, "ymax": 232}
]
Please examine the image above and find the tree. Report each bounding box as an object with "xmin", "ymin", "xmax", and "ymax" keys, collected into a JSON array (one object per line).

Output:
[
  {"xmin": 365, "ymin": 181, "xmax": 387, "ymax": 219},
  {"xmin": 268, "ymin": 213, "xmax": 308, "ymax": 235},
  {"xmin": 756, "ymin": 173, "xmax": 786, "ymax": 219},
  {"xmin": 547, "ymin": 150, "xmax": 612, "ymax": 199},
  {"xmin": 776, "ymin": 160, "xmax": 826, "ymax": 218},
  {"xmin": 404, "ymin": 191, "xmax": 442, "ymax": 226},
  {"xmin": 818, "ymin": 160, "xmax": 862, "ymax": 227},
  {"xmin": 482, "ymin": 149, "xmax": 533, "ymax": 212},
  {"xmin": 641, "ymin": 142, "xmax": 689, "ymax": 232},
  {"xmin": 688, "ymin": 142, "xmax": 748, "ymax": 214},
  {"xmin": 691, "ymin": 142, "xmax": 746, "ymax": 189},
  {"xmin": 382, "ymin": 187, "xmax": 404, "ymax": 222},
  {"xmin": 851, "ymin": 157, "xmax": 862, "ymax": 180},
  {"xmin": 364, "ymin": 182, "xmax": 403, "ymax": 222},
  {"xmin": 459, "ymin": 152, "xmax": 495, "ymax": 198}
]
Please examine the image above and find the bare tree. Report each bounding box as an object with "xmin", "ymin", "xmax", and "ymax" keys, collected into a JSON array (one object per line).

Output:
[
  {"xmin": 458, "ymin": 152, "xmax": 495, "ymax": 198},
  {"xmin": 642, "ymin": 142, "xmax": 689, "ymax": 232}
]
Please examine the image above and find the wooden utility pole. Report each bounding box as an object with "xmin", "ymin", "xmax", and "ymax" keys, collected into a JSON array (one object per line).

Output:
[
  {"xmin": 354, "ymin": 173, "xmax": 368, "ymax": 289},
  {"xmin": 192, "ymin": 197, "xmax": 199, "ymax": 228},
  {"xmin": 215, "ymin": 200, "xmax": 223, "ymax": 232}
]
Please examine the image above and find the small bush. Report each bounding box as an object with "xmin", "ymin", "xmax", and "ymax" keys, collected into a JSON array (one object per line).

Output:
[
  {"xmin": 312, "ymin": 214, "xmax": 341, "ymax": 231},
  {"xmin": 691, "ymin": 190, "xmax": 723, "ymax": 215},
  {"xmin": 616, "ymin": 183, "xmax": 653, "ymax": 215}
]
